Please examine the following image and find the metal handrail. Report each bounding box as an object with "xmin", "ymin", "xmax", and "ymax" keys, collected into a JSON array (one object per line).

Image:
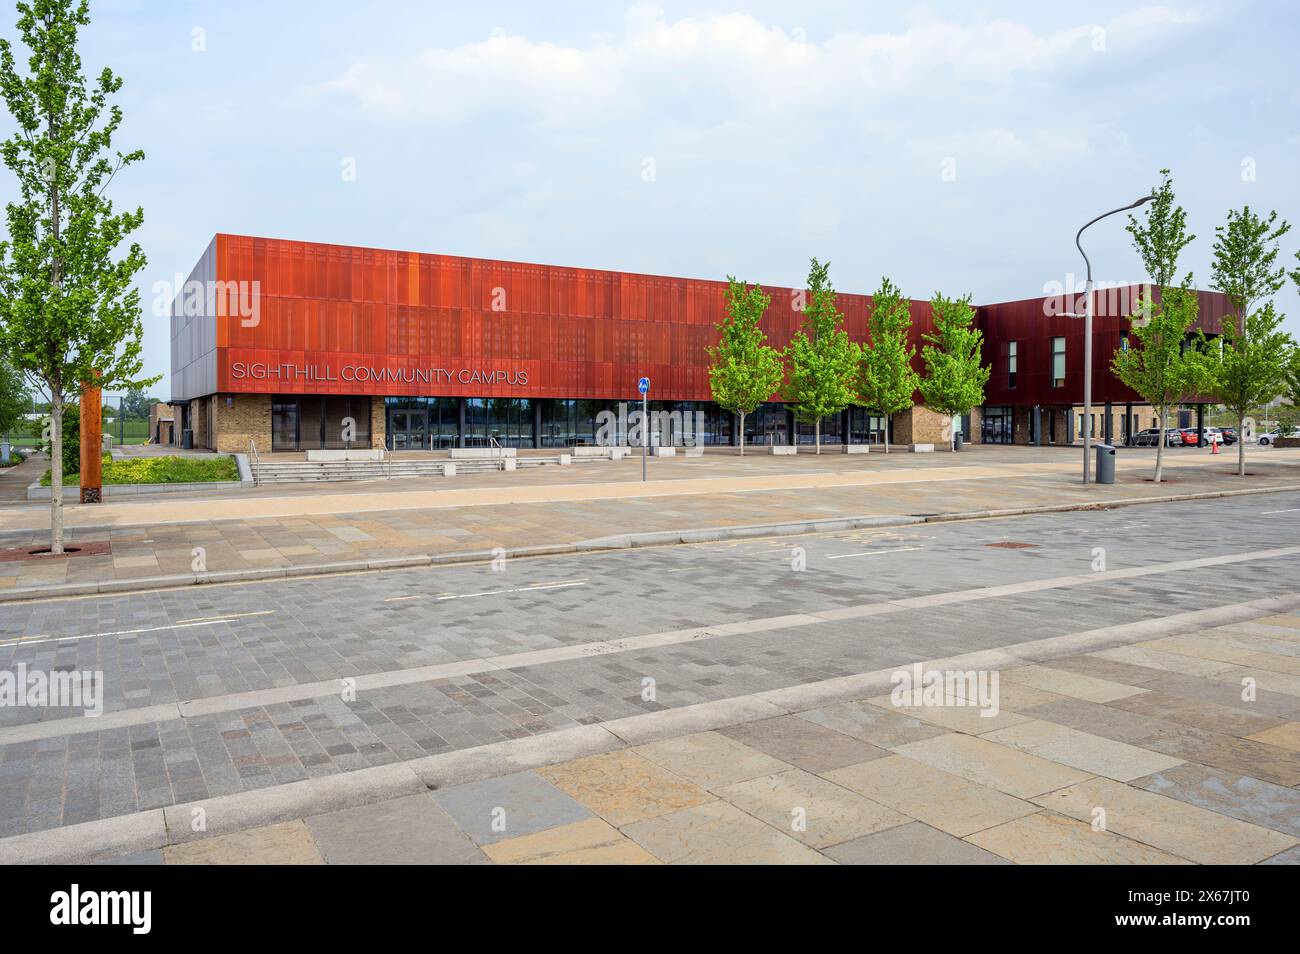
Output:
[{"xmin": 248, "ymin": 438, "xmax": 260, "ymax": 487}]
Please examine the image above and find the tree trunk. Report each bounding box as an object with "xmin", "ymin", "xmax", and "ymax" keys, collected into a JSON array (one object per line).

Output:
[
  {"xmin": 884, "ymin": 413, "xmax": 891, "ymax": 454},
  {"xmin": 815, "ymin": 417, "xmax": 821, "ymax": 455},
  {"xmin": 737, "ymin": 411, "xmax": 745, "ymax": 457},
  {"xmin": 1238, "ymin": 413, "xmax": 1246, "ymax": 477},
  {"xmin": 1154, "ymin": 404, "xmax": 1166, "ymax": 484},
  {"xmin": 49, "ymin": 393, "xmax": 64, "ymax": 554}
]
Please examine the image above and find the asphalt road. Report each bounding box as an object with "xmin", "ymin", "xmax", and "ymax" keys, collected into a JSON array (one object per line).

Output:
[{"xmin": 1, "ymin": 491, "xmax": 1298, "ymax": 836}]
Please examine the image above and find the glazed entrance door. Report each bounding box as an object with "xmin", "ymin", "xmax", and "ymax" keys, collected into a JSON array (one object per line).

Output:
[{"xmin": 386, "ymin": 409, "xmax": 428, "ymax": 450}]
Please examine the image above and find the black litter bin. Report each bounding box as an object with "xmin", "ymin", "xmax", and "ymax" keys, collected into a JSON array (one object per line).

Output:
[
  {"xmin": 954, "ymin": 432, "xmax": 964, "ymax": 451},
  {"xmin": 182, "ymin": 428, "xmax": 194, "ymax": 449},
  {"xmin": 1095, "ymin": 444, "xmax": 1116, "ymax": 484}
]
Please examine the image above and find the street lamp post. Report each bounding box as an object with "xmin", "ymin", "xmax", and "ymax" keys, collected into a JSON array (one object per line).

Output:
[{"xmin": 1072, "ymin": 193, "xmax": 1156, "ymax": 484}]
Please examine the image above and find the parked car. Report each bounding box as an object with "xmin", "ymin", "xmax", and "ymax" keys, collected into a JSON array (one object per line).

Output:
[
  {"xmin": 1188, "ymin": 427, "xmax": 1227, "ymax": 447},
  {"xmin": 1219, "ymin": 427, "xmax": 1238, "ymax": 445},
  {"xmin": 1133, "ymin": 428, "xmax": 1184, "ymax": 447},
  {"xmin": 1179, "ymin": 428, "xmax": 1201, "ymax": 446},
  {"xmin": 1259, "ymin": 428, "xmax": 1299, "ymax": 446}
]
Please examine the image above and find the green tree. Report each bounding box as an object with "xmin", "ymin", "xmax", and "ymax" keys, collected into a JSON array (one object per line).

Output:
[
  {"xmin": 707, "ymin": 277, "xmax": 784, "ymax": 456},
  {"xmin": 1112, "ymin": 285, "xmax": 1214, "ymax": 483},
  {"xmin": 918, "ymin": 292, "xmax": 989, "ymax": 449},
  {"xmin": 783, "ymin": 258, "xmax": 859, "ymax": 454},
  {"xmin": 1282, "ymin": 344, "xmax": 1300, "ymax": 412},
  {"xmin": 121, "ymin": 386, "xmax": 154, "ymax": 419},
  {"xmin": 0, "ymin": 358, "xmax": 29, "ymax": 436},
  {"xmin": 0, "ymin": 0, "xmax": 153, "ymax": 552},
  {"xmin": 1208, "ymin": 206, "xmax": 1293, "ymax": 475},
  {"xmin": 858, "ymin": 277, "xmax": 919, "ymax": 454},
  {"xmin": 1126, "ymin": 168, "xmax": 1194, "ymax": 290}
]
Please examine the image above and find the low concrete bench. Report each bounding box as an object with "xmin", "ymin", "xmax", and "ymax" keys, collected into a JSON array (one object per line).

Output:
[
  {"xmin": 450, "ymin": 447, "xmax": 515, "ymax": 458},
  {"xmin": 842, "ymin": 444, "xmax": 870, "ymax": 454},
  {"xmin": 770, "ymin": 445, "xmax": 797, "ymax": 455},
  {"xmin": 910, "ymin": 443, "xmax": 934, "ymax": 452}
]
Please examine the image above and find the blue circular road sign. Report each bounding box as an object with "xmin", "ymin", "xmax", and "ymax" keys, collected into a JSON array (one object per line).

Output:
[{"xmin": 638, "ymin": 377, "xmax": 650, "ymax": 394}]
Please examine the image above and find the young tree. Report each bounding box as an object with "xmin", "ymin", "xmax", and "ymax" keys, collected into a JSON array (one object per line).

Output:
[
  {"xmin": 0, "ymin": 358, "xmax": 30, "ymax": 437},
  {"xmin": 1209, "ymin": 206, "xmax": 1293, "ymax": 475},
  {"xmin": 1126, "ymin": 168, "xmax": 1194, "ymax": 290},
  {"xmin": 1112, "ymin": 285, "xmax": 1213, "ymax": 483},
  {"xmin": 1282, "ymin": 344, "xmax": 1300, "ymax": 414},
  {"xmin": 707, "ymin": 277, "xmax": 784, "ymax": 456},
  {"xmin": 918, "ymin": 292, "xmax": 989, "ymax": 449},
  {"xmin": 0, "ymin": 0, "xmax": 152, "ymax": 552},
  {"xmin": 783, "ymin": 258, "xmax": 859, "ymax": 454},
  {"xmin": 858, "ymin": 277, "xmax": 919, "ymax": 453}
]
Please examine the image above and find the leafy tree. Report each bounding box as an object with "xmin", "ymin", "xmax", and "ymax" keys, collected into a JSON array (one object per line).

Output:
[
  {"xmin": 0, "ymin": 0, "xmax": 153, "ymax": 552},
  {"xmin": 121, "ymin": 386, "xmax": 154, "ymax": 419},
  {"xmin": 1209, "ymin": 206, "xmax": 1293, "ymax": 476},
  {"xmin": 918, "ymin": 292, "xmax": 989, "ymax": 448},
  {"xmin": 1282, "ymin": 344, "xmax": 1300, "ymax": 413},
  {"xmin": 707, "ymin": 277, "xmax": 784, "ymax": 456},
  {"xmin": 858, "ymin": 277, "xmax": 919, "ymax": 453},
  {"xmin": 1112, "ymin": 285, "xmax": 1214, "ymax": 483},
  {"xmin": 0, "ymin": 358, "xmax": 29, "ymax": 436},
  {"xmin": 783, "ymin": 258, "xmax": 859, "ymax": 454},
  {"xmin": 1126, "ymin": 168, "xmax": 1194, "ymax": 290}
]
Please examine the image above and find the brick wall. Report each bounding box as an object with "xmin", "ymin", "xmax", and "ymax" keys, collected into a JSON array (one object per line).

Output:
[
  {"xmin": 214, "ymin": 393, "xmax": 272, "ymax": 454},
  {"xmin": 370, "ymin": 398, "xmax": 386, "ymax": 450},
  {"xmin": 893, "ymin": 406, "xmax": 952, "ymax": 446}
]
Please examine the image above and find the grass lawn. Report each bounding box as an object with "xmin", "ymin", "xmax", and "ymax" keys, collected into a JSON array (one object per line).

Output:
[{"xmin": 42, "ymin": 455, "xmax": 239, "ymax": 486}]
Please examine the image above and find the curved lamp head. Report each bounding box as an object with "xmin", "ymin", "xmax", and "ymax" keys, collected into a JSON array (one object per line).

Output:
[{"xmin": 1129, "ymin": 194, "xmax": 1157, "ymax": 209}]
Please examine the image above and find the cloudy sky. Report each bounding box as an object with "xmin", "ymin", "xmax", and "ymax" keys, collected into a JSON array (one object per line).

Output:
[{"xmin": 3, "ymin": 0, "xmax": 1298, "ymax": 397}]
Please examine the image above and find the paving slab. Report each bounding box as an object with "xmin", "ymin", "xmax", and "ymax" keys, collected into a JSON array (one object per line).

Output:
[
  {"xmin": 483, "ymin": 817, "xmax": 660, "ymax": 865},
  {"xmin": 1032, "ymin": 777, "xmax": 1298, "ymax": 864},
  {"xmin": 716, "ymin": 768, "xmax": 908, "ymax": 848},
  {"xmin": 824, "ymin": 820, "xmax": 1008, "ymax": 865},
  {"xmin": 537, "ymin": 750, "xmax": 712, "ymax": 826},
  {"xmin": 966, "ymin": 811, "xmax": 1191, "ymax": 865},
  {"xmin": 621, "ymin": 800, "xmax": 833, "ymax": 865},
  {"xmin": 431, "ymin": 770, "xmax": 593, "ymax": 845},
  {"xmin": 1131, "ymin": 762, "xmax": 1300, "ymax": 837},
  {"xmin": 797, "ymin": 702, "xmax": 950, "ymax": 748},
  {"xmin": 1245, "ymin": 721, "xmax": 1300, "ymax": 752},
  {"xmin": 890, "ymin": 732, "xmax": 1094, "ymax": 798},
  {"xmin": 163, "ymin": 820, "xmax": 325, "ymax": 865},
  {"xmin": 980, "ymin": 719, "xmax": 1184, "ymax": 782},
  {"xmin": 305, "ymin": 793, "xmax": 487, "ymax": 864},
  {"xmin": 633, "ymin": 731, "xmax": 791, "ymax": 791},
  {"xmin": 999, "ymin": 665, "xmax": 1147, "ymax": 703},
  {"xmin": 822, "ymin": 755, "xmax": 1039, "ymax": 837},
  {"xmin": 718, "ymin": 715, "xmax": 891, "ymax": 773},
  {"xmin": 1108, "ymin": 690, "xmax": 1286, "ymax": 738}
]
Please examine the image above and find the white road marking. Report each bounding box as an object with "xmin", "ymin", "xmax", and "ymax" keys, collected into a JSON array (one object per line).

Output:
[
  {"xmin": 826, "ymin": 546, "xmax": 925, "ymax": 560},
  {"xmin": 174, "ymin": 610, "xmax": 276, "ymax": 624},
  {"xmin": 0, "ymin": 618, "xmax": 249, "ymax": 649},
  {"xmin": 383, "ymin": 579, "xmax": 589, "ymax": 603},
  {"xmin": 1261, "ymin": 508, "xmax": 1300, "ymax": 515}
]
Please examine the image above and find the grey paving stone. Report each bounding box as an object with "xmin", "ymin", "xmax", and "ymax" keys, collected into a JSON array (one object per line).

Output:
[
  {"xmin": 1260, "ymin": 846, "xmax": 1300, "ymax": 865},
  {"xmin": 1133, "ymin": 762, "xmax": 1300, "ymax": 837},
  {"xmin": 824, "ymin": 821, "xmax": 1008, "ymax": 865},
  {"xmin": 431, "ymin": 770, "xmax": 592, "ymax": 845},
  {"xmin": 305, "ymin": 793, "xmax": 488, "ymax": 864},
  {"xmin": 95, "ymin": 849, "xmax": 164, "ymax": 865},
  {"xmin": 720, "ymin": 715, "xmax": 890, "ymax": 773}
]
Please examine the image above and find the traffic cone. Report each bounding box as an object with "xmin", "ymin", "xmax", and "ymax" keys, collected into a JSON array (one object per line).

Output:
[{"xmin": 1211, "ymin": 436, "xmax": 1219, "ymax": 454}]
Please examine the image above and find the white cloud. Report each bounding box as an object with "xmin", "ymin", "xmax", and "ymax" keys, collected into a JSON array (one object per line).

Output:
[{"xmin": 318, "ymin": 3, "xmax": 1208, "ymax": 125}]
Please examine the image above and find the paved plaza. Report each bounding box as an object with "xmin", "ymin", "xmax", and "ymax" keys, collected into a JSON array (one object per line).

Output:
[{"xmin": 0, "ymin": 486, "xmax": 1298, "ymax": 864}]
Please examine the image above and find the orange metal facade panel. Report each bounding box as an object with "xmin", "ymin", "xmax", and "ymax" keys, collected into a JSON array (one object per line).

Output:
[{"xmin": 210, "ymin": 234, "xmax": 1231, "ymax": 405}]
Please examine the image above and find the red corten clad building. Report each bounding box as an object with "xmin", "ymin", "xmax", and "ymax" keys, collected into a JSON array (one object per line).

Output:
[{"xmin": 169, "ymin": 234, "xmax": 1230, "ymax": 453}]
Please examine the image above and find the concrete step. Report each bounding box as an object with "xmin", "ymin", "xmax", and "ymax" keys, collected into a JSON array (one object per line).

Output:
[{"xmin": 250, "ymin": 455, "xmax": 574, "ymax": 484}]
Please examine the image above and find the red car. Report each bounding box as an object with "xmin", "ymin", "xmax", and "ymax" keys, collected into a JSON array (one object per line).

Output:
[{"xmin": 1178, "ymin": 428, "xmax": 1201, "ymax": 447}]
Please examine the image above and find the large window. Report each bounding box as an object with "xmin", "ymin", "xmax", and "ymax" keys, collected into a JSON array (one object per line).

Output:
[
  {"xmin": 1007, "ymin": 341, "xmax": 1018, "ymax": 389},
  {"xmin": 1052, "ymin": 337, "xmax": 1066, "ymax": 387},
  {"xmin": 272, "ymin": 396, "xmax": 371, "ymax": 451},
  {"xmin": 982, "ymin": 405, "xmax": 1013, "ymax": 444},
  {"xmin": 847, "ymin": 407, "xmax": 887, "ymax": 444},
  {"xmin": 465, "ymin": 398, "xmax": 533, "ymax": 447}
]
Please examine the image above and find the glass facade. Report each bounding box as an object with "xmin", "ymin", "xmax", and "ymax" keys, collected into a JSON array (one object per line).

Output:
[
  {"xmin": 982, "ymin": 405, "xmax": 1013, "ymax": 444},
  {"xmin": 358, "ymin": 398, "xmax": 890, "ymax": 450},
  {"xmin": 271, "ymin": 395, "xmax": 371, "ymax": 452}
]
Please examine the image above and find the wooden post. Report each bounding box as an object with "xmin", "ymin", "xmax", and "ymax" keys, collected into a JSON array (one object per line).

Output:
[{"xmin": 80, "ymin": 380, "xmax": 103, "ymax": 504}]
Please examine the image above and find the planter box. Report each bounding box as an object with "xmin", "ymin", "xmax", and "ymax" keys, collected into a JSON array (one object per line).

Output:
[
  {"xmin": 572, "ymin": 446, "xmax": 629, "ymax": 459},
  {"xmin": 450, "ymin": 447, "xmax": 515, "ymax": 458},
  {"xmin": 910, "ymin": 443, "xmax": 935, "ymax": 453},
  {"xmin": 29, "ymin": 480, "xmax": 243, "ymax": 501},
  {"xmin": 306, "ymin": 448, "xmax": 383, "ymax": 462},
  {"xmin": 1275, "ymin": 437, "xmax": 1300, "ymax": 448},
  {"xmin": 650, "ymin": 446, "xmax": 677, "ymax": 457},
  {"xmin": 842, "ymin": 444, "xmax": 871, "ymax": 454},
  {"xmin": 770, "ymin": 445, "xmax": 797, "ymax": 455}
]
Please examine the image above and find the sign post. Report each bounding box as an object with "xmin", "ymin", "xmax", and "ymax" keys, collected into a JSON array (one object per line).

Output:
[{"xmin": 638, "ymin": 377, "xmax": 650, "ymax": 482}]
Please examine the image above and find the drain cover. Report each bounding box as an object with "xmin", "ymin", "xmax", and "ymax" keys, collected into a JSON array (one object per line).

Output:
[{"xmin": 985, "ymin": 541, "xmax": 1038, "ymax": 549}]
